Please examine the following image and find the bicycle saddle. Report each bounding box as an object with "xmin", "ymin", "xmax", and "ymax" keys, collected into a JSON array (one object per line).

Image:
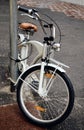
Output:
[{"xmin": 19, "ymin": 23, "xmax": 38, "ymax": 32}]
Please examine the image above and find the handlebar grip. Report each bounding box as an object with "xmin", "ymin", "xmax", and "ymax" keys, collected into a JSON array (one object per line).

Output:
[
  {"xmin": 18, "ymin": 5, "xmax": 29, "ymax": 13},
  {"xmin": 18, "ymin": 5, "xmax": 38, "ymax": 14}
]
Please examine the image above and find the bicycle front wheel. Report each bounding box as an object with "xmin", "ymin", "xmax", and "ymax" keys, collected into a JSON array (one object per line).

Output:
[{"xmin": 17, "ymin": 65, "xmax": 74, "ymax": 127}]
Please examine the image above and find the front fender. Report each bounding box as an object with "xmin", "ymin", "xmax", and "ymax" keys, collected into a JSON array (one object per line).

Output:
[
  {"xmin": 20, "ymin": 63, "xmax": 66, "ymax": 77},
  {"xmin": 48, "ymin": 63, "xmax": 66, "ymax": 73},
  {"xmin": 15, "ymin": 63, "xmax": 66, "ymax": 86}
]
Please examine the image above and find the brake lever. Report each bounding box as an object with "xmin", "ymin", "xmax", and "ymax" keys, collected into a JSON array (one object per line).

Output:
[{"xmin": 21, "ymin": 13, "xmax": 38, "ymax": 20}]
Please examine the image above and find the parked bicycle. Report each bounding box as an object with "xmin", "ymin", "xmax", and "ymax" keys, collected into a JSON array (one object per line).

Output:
[{"xmin": 12, "ymin": 6, "xmax": 75, "ymax": 127}]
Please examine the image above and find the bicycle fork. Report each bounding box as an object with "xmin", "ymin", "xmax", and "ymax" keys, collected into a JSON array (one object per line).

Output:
[
  {"xmin": 38, "ymin": 43, "xmax": 49, "ymax": 97},
  {"xmin": 38, "ymin": 61, "xmax": 46, "ymax": 97},
  {"xmin": 38, "ymin": 61, "xmax": 57, "ymax": 97}
]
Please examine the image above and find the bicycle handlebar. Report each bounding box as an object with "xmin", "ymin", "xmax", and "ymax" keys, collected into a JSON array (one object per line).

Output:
[
  {"xmin": 18, "ymin": 5, "xmax": 38, "ymax": 16},
  {"xmin": 18, "ymin": 5, "xmax": 29, "ymax": 13},
  {"xmin": 18, "ymin": 5, "xmax": 48, "ymax": 35},
  {"xmin": 18, "ymin": 5, "xmax": 61, "ymax": 42}
]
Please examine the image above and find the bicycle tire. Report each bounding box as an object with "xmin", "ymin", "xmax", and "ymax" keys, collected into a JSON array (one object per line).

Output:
[{"xmin": 17, "ymin": 65, "xmax": 74, "ymax": 127}]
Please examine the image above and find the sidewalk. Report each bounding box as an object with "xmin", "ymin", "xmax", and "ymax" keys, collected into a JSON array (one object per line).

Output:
[
  {"xmin": 18, "ymin": 0, "xmax": 84, "ymax": 20},
  {"xmin": 0, "ymin": 0, "xmax": 84, "ymax": 130},
  {"xmin": 0, "ymin": 0, "xmax": 84, "ymax": 87},
  {"xmin": 49, "ymin": 2, "xmax": 84, "ymax": 20},
  {"xmin": 0, "ymin": 103, "xmax": 46, "ymax": 130}
]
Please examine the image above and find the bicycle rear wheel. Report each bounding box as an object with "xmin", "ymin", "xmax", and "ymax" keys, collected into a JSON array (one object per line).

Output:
[{"xmin": 17, "ymin": 65, "xmax": 74, "ymax": 127}]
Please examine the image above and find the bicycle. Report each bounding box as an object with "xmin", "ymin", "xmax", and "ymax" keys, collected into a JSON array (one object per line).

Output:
[{"xmin": 14, "ymin": 6, "xmax": 75, "ymax": 127}]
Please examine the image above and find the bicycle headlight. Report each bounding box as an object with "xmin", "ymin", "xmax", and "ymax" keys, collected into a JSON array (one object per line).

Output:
[{"xmin": 52, "ymin": 43, "xmax": 61, "ymax": 51}]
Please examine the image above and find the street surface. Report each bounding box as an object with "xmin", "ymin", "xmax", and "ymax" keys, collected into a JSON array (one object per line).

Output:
[{"xmin": 0, "ymin": 0, "xmax": 84, "ymax": 130}]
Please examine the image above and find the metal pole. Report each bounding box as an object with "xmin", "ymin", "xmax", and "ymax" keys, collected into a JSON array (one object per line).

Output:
[{"xmin": 9, "ymin": 0, "xmax": 18, "ymax": 92}]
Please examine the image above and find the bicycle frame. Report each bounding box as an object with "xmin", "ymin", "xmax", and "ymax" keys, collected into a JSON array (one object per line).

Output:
[
  {"xmin": 15, "ymin": 6, "xmax": 74, "ymax": 127},
  {"xmin": 18, "ymin": 33, "xmax": 43, "ymax": 72},
  {"xmin": 18, "ymin": 33, "xmax": 69, "ymax": 72},
  {"xmin": 16, "ymin": 36, "xmax": 69, "ymax": 97},
  {"xmin": 16, "ymin": 6, "xmax": 70, "ymax": 96}
]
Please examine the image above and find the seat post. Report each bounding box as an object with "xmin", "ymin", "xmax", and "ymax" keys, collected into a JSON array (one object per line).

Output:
[{"xmin": 26, "ymin": 31, "xmax": 30, "ymax": 40}]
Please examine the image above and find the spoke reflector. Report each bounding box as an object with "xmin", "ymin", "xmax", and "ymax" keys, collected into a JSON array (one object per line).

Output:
[{"xmin": 35, "ymin": 106, "xmax": 46, "ymax": 112}]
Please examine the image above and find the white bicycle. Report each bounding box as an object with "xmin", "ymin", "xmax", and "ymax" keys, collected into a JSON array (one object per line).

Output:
[{"xmin": 15, "ymin": 6, "xmax": 75, "ymax": 127}]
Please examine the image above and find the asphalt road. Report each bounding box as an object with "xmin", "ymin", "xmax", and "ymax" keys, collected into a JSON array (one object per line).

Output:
[{"xmin": 0, "ymin": 0, "xmax": 84, "ymax": 130}]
